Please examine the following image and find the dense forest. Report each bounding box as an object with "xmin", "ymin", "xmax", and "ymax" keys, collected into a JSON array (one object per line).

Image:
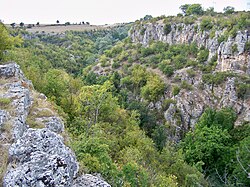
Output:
[{"xmin": 0, "ymin": 4, "xmax": 250, "ymax": 186}]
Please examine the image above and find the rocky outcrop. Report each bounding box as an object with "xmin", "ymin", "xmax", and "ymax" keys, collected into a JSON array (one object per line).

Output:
[
  {"xmin": 129, "ymin": 21, "xmax": 250, "ymax": 139},
  {"xmin": 4, "ymin": 129, "xmax": 78, "ymax": 187},
  {"xmin": 129, "ymin": 22, "xmax": 249, "ymax": 74},
  {"xmin": 73, "ymin": 174, "xmax": 111, "ymax": 187},
  {"xmin": 0, "ymin": 63, "xmax": 110, "ymax": 187}
]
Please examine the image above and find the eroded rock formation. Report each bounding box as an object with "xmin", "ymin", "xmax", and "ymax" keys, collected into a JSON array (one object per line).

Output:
[
  {"xmin": 0, "ymin": 63, "xmax": 110, "ymax": 187},
  {"xmin": 129, "ymin": 22, "xmax": 250, "ymax": 140}
]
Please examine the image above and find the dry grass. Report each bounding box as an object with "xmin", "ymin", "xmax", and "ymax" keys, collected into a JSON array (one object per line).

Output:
[
  {"xmin": 0, "ymin": 98, "xmax": 11, "ymax": 110},
  {"xmin": 26, "ymin": 24, "xmax": 108, "ymax": 34},
  {"xmin": 0, "ymin": 121, "xmax": 12, "ymax": 185},
  {"xmin": 26, "ymin": 91, "xmax": 57, "ymax": 129},
  {"xmin": 0, "ymin": 145, "xmax": 8, "ymax": 185}
]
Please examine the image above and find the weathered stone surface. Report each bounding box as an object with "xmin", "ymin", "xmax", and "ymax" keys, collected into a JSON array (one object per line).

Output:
[
  {"xmin": 129, "ymin": 23, "xmax": 249, "ymax": 73},
  {"xmin": 0, "ymin": 63, "xmax": 25, "ymax": 79},
  {"xmin": 0, "ymin": 110, "xmax": 8, "ymax": 129},
  {"xmin": 1, "ymin": 63, "xmax": 111, "ymax": 187},
  {"xmin": 4, "ymin": 128, "xmax": 78, "ymax": 187},
  {"xmin": 73, "ymin": 174, "xmax": 111, "ymax": 187},
  {"xmin": 130, "ymin": 22, "xmax": 249, "ymax": 142},
  {"xmin": 36, "ymin": 116, "xmax": 64, "ymax": 133}
]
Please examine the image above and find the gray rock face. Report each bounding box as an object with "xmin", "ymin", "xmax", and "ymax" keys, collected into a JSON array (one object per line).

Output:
[
  {"xmin": 4, "ymin": 129, "xmax": 78, "ymax": 187},
  {"xmin": 0, "ymin": 63, "xmax": 25, "ymax": 79},
  {"xmin": 129, "ymin": 23, "xmax": 249, "ymax": 73},
  {"xmin": 1, "ymin": 63, "xmax": 111, "ymax": 187},
  {"xmin": 130, "ymin": 22, "xmax": 250, "ymax": 141},
  {"xmin": 0, "ymin": 110, "xmax": 8, "ymax": 129},
  {"xmin": 73, "ymin": 174, "xmax": 111, "ymax": 187}
]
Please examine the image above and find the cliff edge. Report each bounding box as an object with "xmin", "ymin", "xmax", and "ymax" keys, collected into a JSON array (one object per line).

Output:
[{"xmin": 0, "ymin": 63, "xmax": 110, "ymax": 187}]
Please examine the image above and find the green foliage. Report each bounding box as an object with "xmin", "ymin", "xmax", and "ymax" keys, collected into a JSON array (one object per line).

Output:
[
  {"xmin": 164, "ymin": 24, "xmax": 172, "ymax": 35},
  {"xmin": 232, "ymin": 44, "xmax": 238, "ymax": 54},
  {"xmin": 236, "ymin": 83, "xmax": 250, "ymax": 100},
  {"xmin": 197, "ymin": 49, "xmax": 209, "ymax": 63},
  {"xmin": 209, "ymin": 29, "xmax": 215, "ymax": 38},
  {"xmin": 186, "ymin": 4, "xmax": 204, "ymax": 15},
  {"xmin": 223, "ymin": 6, "xmax": 235, "ymax": 15},
  {"xmin": 180, "ymin": 108, "xmax": 250, "ymax": 186},
  {"xmin": 230, "ymin": 123, "xmax": 250, "ymax": 142},
  {"xmin": 182, "ymin": 118, "xmax": 231, "ymax": 171},
  {"xmin": 141, "ymin": 74, "xmax": 166, "ymax": 102},
  {"xmin": 198, "ymin": 108, "xmax": 236, "ymax": 130},
  {"xmin": 200, "ymin": 18, "xmax": 213, "ymax": 31},
  {"xmin": 152, "ymin": 124, "xmax": 169, "ymax": 151},
  {"xmin": 245, "ymin": 41, "xmax": 250, "ymax": 52},
  {"xmin": 202, "ymin": 72, "xmax": 234, "ymax": 85},
  {"xmin": 180, "ymin": 81, "xmax": 193, "ymax": 90},
  {"xmin": 158, "ymin": 60, "xmax": 174, "ymax": 77},
  {"xmin": 217, "ymin": 34, "xmax": 227, "ymax": 44},
  {"xmin": 43, "ymin": 69, "xmax": 70, "ymax": 105},
  {"xmin": 186, "ymin": 69, "xmax": 196, "ymax": 77},
  {"xmin": 180, "ymin": 4, "xmax": 204, "ymax": 16},
  {"xmin": 122, "ymin": 162, "xmax": 149, "ymax": 187},
  {"xmin": 0, "ymin": 98, "xmax": 11, "ymax": 108},
  {"xmin": 231, "ymin": 136, "xmax": 250, "ymax": 186},
  {"xmin": 172, "ymin": 86, "xmax": 180, "ymax": 96},
  {"xmin": 0, "ymin": 23, "xmax": 22, "ymax": 61}
]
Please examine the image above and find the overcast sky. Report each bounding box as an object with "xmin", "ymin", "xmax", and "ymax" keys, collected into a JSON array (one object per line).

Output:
[{"xmin": 0, "ymin": 0, "xmax": 248, "ymax": 25}]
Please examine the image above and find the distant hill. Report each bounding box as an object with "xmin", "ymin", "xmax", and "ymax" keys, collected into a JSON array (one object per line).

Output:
[{"xmin": 6, "ymin": 23, "xmax": 127, "ymax": 34}]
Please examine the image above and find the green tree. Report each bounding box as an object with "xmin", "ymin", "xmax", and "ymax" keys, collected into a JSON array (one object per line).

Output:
[
  {"xmin": 181, "ymin": 124, "xmax": 231, "ymax": 173},
  {"xmin": 0, "ymin": 23, "xmax": 22, "ymax": 61},
  {"xmin": 43, "ymin": 69, "xmax": 70, "ymax": 105},
  {"xmin": 231, "ymin": 136, "xmax": 250, "ymax": 186},
  {"xmin": 75, "ymin": 81, "xmax": 118, "ymax": 130},
  {"xmin": 186, "ymin": 4, "xmax": 204, "ymax": 16},
  {"xmin": 179, "ymin": 4, "xmax": 190, "ymax": 15},
  {"xmin": 223, "ymin": 6, "xmax": 235, "ymax": 14},
  {"xmin": 141, "ymin": 74, "xmax": 165, "ymax": 102}
]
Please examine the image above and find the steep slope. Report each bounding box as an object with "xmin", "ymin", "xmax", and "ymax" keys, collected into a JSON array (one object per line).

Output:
[
  {"xmin": 132, "ymin": 22, "xmax": 249, "ymax": 139},
  {"xmin": 90, "ymin": 13, "xmax": 250, "ymax": 141},
  {"xmin": 0, "ymin": 63, "xmax": 110, "ymax": 186}
]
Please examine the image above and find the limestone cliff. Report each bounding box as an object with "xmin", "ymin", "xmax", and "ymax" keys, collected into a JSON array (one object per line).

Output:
[
  {"xmin": 0, "ymin": 63, "xmax": 110, "ymax": 187},
  {"xmin": 129, "ymin": 21, "xmax": 250, "ymax": 140}
]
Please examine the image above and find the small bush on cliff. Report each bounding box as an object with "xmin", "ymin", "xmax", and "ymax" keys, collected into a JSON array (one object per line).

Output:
[
  {"xmin": 200, "ymin": 18, "xmax": 213, "ymax": 31},
  {"xmin": 172, "ymin": 85, "xmax": 180, "ymax": 96},
  {"xmin": 197, "ymin": 49, "xmax": 209, "ymax": 63},
  {"xmin": 164, "ymin": 23, "xmax": 172, "ymax": 35},
  {"xmin": 0, "ymin": 98, "xmax": 11, "ymax": 109}
]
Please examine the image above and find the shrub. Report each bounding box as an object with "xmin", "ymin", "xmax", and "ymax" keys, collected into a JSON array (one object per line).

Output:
[
  {"xmin": 200, "ymin": 18, "xmax": 213, "ymax": 31},
  {"xmin": 232, "ymin": 44, "xmax": 238, "ymax": 54},
  {"xmin": 209, "ymin": 30, "xmax": 215, "ymax": 38},
  {"xmin": 162, "ymin": 99, "xmax": 176, "ymax": 111},
  {"xmin": 245, "ymin": 41, "xmax": 250, "ymax": 52},
  {"xmin": 140, "ymin": 27, "xmax": 146, "ymax": 35},
  {"xmin": 180, "ymin": 81, "xmax": 193, "ymax": 90},
  {"xmin": 0, "ymin": 98, "xmax": 11, "ymax": 109},
  {"xmin": 217, "ymin": 34, "xmax": 227, "ymax": 44},
  {"xmin": 172, "ymin": 86, "xmax": 180, "ymax": 96},
  {"xmin": 164, "ymin": 24, "xmax": 172, "ymax": 35},
  {"xmin": 186, "ymin": 69, "xmax": 196, "ymax": 77},
  {"xmin": 229, "ymin": 27, "xmax": 237, "ymax": 38},
  {"xmin": 223, "ymin": 6, "xmax": 235, "ymax": 15},
  {"xmin": 236, "ymin": 83, "xmax": 250, "ymax": 100},
  {"xmin": 112, "ymin": 61, "xmax": 120, "ymax": 69},
  {"xmin": 197, "ymin": 49, "xmax": 209, "ymax": 63}
]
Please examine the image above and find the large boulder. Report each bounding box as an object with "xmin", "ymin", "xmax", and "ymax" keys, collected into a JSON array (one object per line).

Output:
[{"xmin": 4, "ymin": 128, "xmax": 78, "ymax": 187}]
